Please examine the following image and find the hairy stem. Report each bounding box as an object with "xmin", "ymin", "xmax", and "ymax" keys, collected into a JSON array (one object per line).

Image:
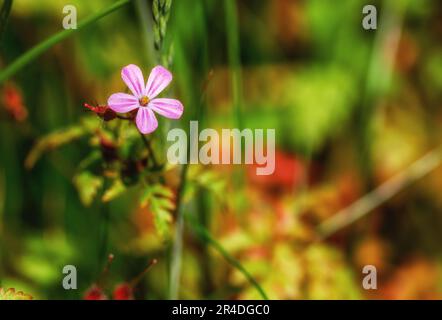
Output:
[{"xmin": 139, "ymin": 131, "xmax": 160, "ymax": 169}]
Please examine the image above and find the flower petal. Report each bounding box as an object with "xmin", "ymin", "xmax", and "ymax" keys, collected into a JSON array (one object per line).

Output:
[
  {"xmin": 136, "ymin": 107, "xmax": 158, "ymax": 134},
  {"xmin": 121, "ymin": 64, "xmax": 145, "ymax": 97},
  {"xmin": 108, "ymin": 93, "xmax": 139, "ymax": 113},
  {"xmin": 149, "ymin": 98, "xmax": 184, "ymax": 119},
  {"xmin": 145, "ymin": 66, "xmax": 172, "ymax": 99}
]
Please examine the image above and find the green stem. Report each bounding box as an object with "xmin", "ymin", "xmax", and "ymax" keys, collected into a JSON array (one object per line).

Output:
[
  {"xmin": 0, "ymin": 0, "xmax": 131, "ymax": 84},
  {"xmin": 134, "ymin": 0, "xmax": 155, "ymax": 64},
  {"xmin": 99, "ymin": 204, "xmax": 111, "ymax": 272},
  {"xmin": 187, "ymin": 213, "xmax": 269, "ymax": 300},
  {"xmin": 0, "ymin": 171, "xmax": 4, "ymax": 283},
  {"xmin": 356, "ymin": 0, "xmax": 407, "ymax": 184},
  {"xmin": 139, "ymin": 130, "xmax": 160, "ymax": 169},
  {"xmin": 0, "ymin": 0, "xmax": 13, "ymax": 45},
  {"xmin": 168, "ymin": 163, "xmax": 188, "ymax": 299},
  {"xmin": 224, "ymin": 0, "xmax": 243, "ymax": 130},
  {"xmin": 224, "ymin": 0, "xmax": 245, "ymax": 201}
]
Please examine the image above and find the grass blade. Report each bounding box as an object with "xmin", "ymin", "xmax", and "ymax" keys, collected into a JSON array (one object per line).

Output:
[
  {"xmin": 0, "ymin": 0, "xmax": 131, "ymax": 84},
  {"xmin": 224, "ymin": 0, "xmax": 243, "ymax": 129},
  {"xmin": 0, "ymin": 0, "xmax": 13, "ymax": 45},
  {"xmin": 187, "ymin": 213, "xmax": 269, "ymax": 300}
]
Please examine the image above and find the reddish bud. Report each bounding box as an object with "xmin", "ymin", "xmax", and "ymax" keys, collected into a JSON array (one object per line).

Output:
[
  {"xmin": 84, "ymin": 285, "xmax": 108, "ymax": 300},
  {"xmin": 84, "ymin": 103, "xmax": 106, "ymax": 114},
  {"xmin": 84, "ymin": 103, "xmax": 116, "ymax": 121},
  {"xmin": 102, "ymin": 108, "xmax": 117, "ymax": 121},
  {"xmin": 113, "ymin": 283, "xmax": 134, "ymax": 300},
  {"xmin": 2, "ymin": 83, "xmax": 28, "ymax": 122},
  {"xmin": 99, "ymin": 135, "xmax": 119, "ymax": 162}
]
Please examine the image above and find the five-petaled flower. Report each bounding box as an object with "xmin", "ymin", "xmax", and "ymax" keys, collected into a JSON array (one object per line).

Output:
[{"xmin": 108, "ymin": 64, "xmax": 184, "ymax": 134}]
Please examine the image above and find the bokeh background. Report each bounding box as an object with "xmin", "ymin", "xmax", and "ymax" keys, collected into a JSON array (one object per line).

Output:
[{"xmin": 1, "ymin": 0, "xmax": 442, "ymax": 299}]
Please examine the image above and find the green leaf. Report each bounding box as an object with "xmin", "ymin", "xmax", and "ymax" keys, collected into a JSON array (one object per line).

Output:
[
  {"xmin": 0, "ymin": 288, "xmax": 33, "ymax": 300},
  {"xmin": 187, "ymin": 167, "xmax": 226, "ymax": 201},
  {"xmin": 102, "ymin": 179, "xmax": 126, "ymax": 202},
  {"xmin": 25, "ymin": 122, "xmax": 90, "ymax": 169},
  {"xmin": 25, "ymin": 116, "xmax": 100, "ymax": 170},
  {"xmin": 140, "ymin": 184, "xmax": 175, "ymax": 238},
  {"xmin": 73, "ymin": 171, "xmax": 103, "ymax": 207},
  {"xmin": 282, "ymin": 67, "xmax": 357, "ymax": 153}
]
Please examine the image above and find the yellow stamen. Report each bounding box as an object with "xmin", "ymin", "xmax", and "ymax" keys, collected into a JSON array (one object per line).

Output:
[{"xmin": 139, "ymin": 96, "xmax": 150, "ymax": 106}]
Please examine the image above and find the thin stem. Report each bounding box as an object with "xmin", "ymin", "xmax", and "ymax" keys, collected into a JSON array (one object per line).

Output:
[
  {"xmin": 168, "ymin": 163, "xmax": 188, "ymax": 299},
  {"xmin": 224, "ymin": 0, "xmax": 245, "ymax": 196},
  {"xmin": 187, "ymin": 213, "xmax": 269, "ymax": 300},
  {"xmin": 0, "ymin": 171, "xmax": 4, "ymax": 284},
  {"xmin": 0, "ymin": 0, "xmax": 13, "ymax": 45},
  {"xmin": 0, "ymin": 0, "xmax": 131, "ymax": 84},
  {"xmin": 139, "ymin": 131, "xmax": 160, "ymax": 169},
  {"xmin": 98, "ymin": 205, "xmax": 111, "ymax": 277},
  {"xmin": 116, "ymin": 114, "xmax": 133, "ymax": 120},
  {"xmin": 318, "ymin": 146, "xmax": 442, "ymax": 239},
  {"xmin": 356, "ymin": 0, "xmax": 408, "ymax": 184},
  {"xmin": 97, "ymin": 253, "xmax": 114, "ymax": 288},
  {"xmin": 129, "ymin": 258, "xmax": 158, "ymax": 288},
  {"xmin": 224, "ymin": 0, "xmax": 243, "ymax": 130},
  {"xmin": 134, "ymin": 0, "xmax": 155, "ymax": 64}
]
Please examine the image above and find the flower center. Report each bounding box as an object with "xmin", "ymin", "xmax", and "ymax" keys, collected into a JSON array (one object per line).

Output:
[{"xmin": 139, "ymin": 96, "xmax": 150, "ymax": 106}]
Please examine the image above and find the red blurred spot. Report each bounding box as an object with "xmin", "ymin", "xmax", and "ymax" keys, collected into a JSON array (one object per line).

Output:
[
  {"xmin": 247, "ymin": 150, "xmax": 306, "ymax": 192},
  {"xmin": 2, "ymin": 83, "xmax": 28, "ymax": 122},
  {"xmin": 113, "ymin": 283, "xmax": 134, "ymax": 300},
  {"xmin": 84, "ymin": 285, "xmax": 107, "ymax": 300}
]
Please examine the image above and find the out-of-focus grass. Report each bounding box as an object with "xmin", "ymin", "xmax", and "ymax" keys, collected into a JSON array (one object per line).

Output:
[{"xmin": 1, "ymin": 0, "xmax": 442, "ymax": 299}]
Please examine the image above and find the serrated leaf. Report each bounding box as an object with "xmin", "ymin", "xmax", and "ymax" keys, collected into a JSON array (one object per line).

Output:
[
  {"xmin": 78, "ymin": 150, "xmax": 102, "ymax": 171},
  {"xmin": 157, "ymin": 198, "xmax": 175, "ymax": 211},
  {"xmin": 73, "ymin": 171, "xmax": 103, "ymax": 206},
  {"xmin": 102, "ymin": 179, "xmax": 126, "ymax": 202},
  {"xmin": 152, "ymin": 184, "xmax": 175, "ymax": 198},
  {"xmin": 151, "ymin": 205, "xmax": 173, "ymax": 239},
  {"xmin": 0, "ymin": 288, "xmax": 33, "ymax": 300},
  {"xmin": 25, "ymin": 116, "xmax": 100, "ymax": 170},
  {"xmin": 188, "ymin": 167, "xmax": 226, "ymax": 201},
  {"xmin": 140, "ymin": 184, "xmax": 175, "ymax": 238}
]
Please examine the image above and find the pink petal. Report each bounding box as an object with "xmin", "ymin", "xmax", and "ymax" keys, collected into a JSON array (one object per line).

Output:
[
  {"xmin": 136, "ymin": 107, "xmax": 158, "ymax": 134},
  {"xmin": 121, "ymin": 64, "xmax": 145, "ymax": 98},
  {"xmin": 108, "ymin": 93, "xmax": 139, "ymax": 113},
  {"xmin": 145, "ymin": 66, "xmax": 172, "ymax": 99},
  {"xmin": 149, "ymin": 98, "xmax": 184, "ymax": 119}
]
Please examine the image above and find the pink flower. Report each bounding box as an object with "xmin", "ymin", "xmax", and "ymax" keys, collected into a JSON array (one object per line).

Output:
[{"xmin": 108, "ymin": 64, "xmax": 184, "ymax": 134}]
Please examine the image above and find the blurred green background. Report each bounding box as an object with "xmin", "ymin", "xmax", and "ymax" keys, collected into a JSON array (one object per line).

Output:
[{"xmin": 0, "ymin": 0, "xmax": 442, "ymax": 299}]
